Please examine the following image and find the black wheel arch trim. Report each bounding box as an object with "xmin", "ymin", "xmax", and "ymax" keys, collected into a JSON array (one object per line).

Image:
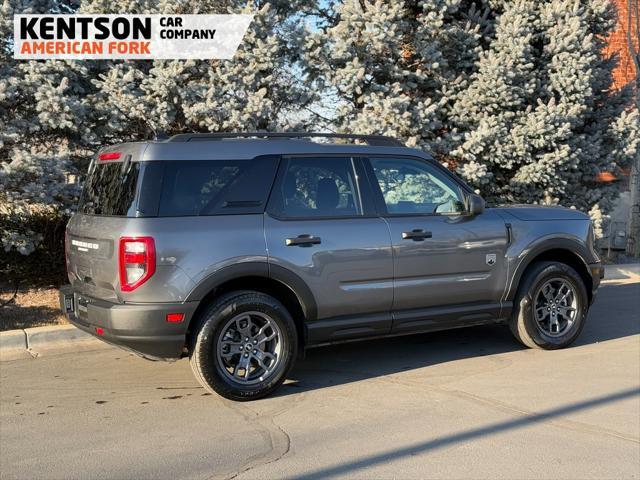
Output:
[
  {"xmin": 505, "ymin": 237, "xmax": 596, "ymax": 302},
  {"xmin": 185, "ymin": 261, "xmax": 318, "ymax": 323}
]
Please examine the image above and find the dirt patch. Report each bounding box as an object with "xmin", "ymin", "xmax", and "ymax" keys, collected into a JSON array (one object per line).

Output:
[{"xmin": 0, "ymin": 288, "xmax": 67, "ymax": 331}]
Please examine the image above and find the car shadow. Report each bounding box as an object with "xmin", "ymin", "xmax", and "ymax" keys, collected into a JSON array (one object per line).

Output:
[
  {"xmin": 575, "ymin": 282, "xmax": 640, "ymax": 345},
  {"xmin": 280, "ymin": 282, "xmax": 639, "ymax": 396}
]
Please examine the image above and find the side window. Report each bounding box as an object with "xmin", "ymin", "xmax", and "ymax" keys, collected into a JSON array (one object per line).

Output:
[
  {"xmin": 270, "ymin": 157, "xmax": 363, "ymax": 218},
  {"xmin": 369, "ymin": 157, "xmax": 465, "ymax": 215},
  {"xmin": 157, "ymin": 156, "xmax": 278, "ymax": 216}
]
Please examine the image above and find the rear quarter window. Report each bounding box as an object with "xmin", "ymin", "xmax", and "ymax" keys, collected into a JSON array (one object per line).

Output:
[{"xmin": 157, "ymin": 156, "xmax": 279, "ymax": 216}]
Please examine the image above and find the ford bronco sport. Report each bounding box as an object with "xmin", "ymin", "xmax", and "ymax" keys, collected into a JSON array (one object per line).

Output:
[{"xmin": 60, "ymin": 132, "xmax": 604, "ymax": 401}]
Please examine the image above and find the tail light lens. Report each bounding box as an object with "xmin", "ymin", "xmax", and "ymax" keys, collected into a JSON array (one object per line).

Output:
[{"xmin": 118, "ymin": 237, "xmax": 156, "ymax": 292}]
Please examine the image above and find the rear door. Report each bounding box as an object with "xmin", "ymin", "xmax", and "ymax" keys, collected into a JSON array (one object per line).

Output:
[
  {"xmin": 265, "ymin": 156, "xmax": 394, "ymax": 343},
  {"xmin": 363, "ymin": 156, "xmax": 509, "ymax": 333}
]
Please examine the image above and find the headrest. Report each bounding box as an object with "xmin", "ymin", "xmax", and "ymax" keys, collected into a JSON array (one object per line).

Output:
[
  {"xmin": 316, "ymin": 178, "xmax": 339, "ymax": 211},
  {"xmin": 283, "ymin": 174, "xmax": 297, "ymax": 200}
]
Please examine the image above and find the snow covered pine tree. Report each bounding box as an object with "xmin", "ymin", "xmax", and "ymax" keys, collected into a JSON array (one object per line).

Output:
[
  {"xmin": 0, "ymin": 0, "xmax": 310, "ymax": 282},
  {"xmin": 450, "ymin": 0, "xmax": 640, "ymax": 232},
  {"xmin": 0, "ymin": 0, "xmax": 91, "ymax": 278},
  {"xmin": 85, "ymin": 0, "xmax": 312, "ymax": 142},
  {"xmin": 305, "ymin": 0, "xmax": 489, "ymax": 157},
  {"xmin": 307, "ymin": 0, "xmax": 640, "ymax": 232}
]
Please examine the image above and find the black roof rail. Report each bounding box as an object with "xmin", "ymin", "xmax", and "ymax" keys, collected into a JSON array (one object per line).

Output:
[{"xmin": 166, "ymin": 132, "xmax": 405, "ymax": 147}]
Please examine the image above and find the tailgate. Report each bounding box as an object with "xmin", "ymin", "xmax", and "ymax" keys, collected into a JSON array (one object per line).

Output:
[{"xmin": 66, "ymin": 214, "xmax": 128, "ymax": 302}]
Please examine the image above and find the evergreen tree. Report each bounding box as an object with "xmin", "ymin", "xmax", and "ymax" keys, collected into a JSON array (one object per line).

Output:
[
  {"xmin": 308, "ymin": 0, "xmax": 640, "ymax": 232},
  {"xmin": 451, "ymin": 0, "xmax": 640, "ymax": 231},
  {"xmin": 0, "ymin": 0, "xmax": 91, "ymax": 255},
  {"xmin": 304, "ymin": 0, "xmax": 491, "ymax": 155},
  {"xmin": 0, "ymin": 0, "xmax": 310, "ymax": 263},
  {"xmin": 85, "ymin": 0, "xmax": 311, "ymax": 142}
]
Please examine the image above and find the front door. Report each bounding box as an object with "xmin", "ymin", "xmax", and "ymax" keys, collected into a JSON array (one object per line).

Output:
[
  {"xmin": 265, "ymin": 156, "xmax": 394, "ymax": 343},
  {"xmin": 364, "ymin": 156, "xmax": 509, "ymax": 333}
]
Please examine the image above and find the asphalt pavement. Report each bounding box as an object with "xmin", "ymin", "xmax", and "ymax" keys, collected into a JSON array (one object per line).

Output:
[{"xmin": 1, "ymin": 280, "xmax": 639, "ymax": 480}]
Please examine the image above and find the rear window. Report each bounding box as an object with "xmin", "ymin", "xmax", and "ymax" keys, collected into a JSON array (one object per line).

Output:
[
  {"xmin": 79, "ymin": 162, "xmax": 141, "ymax": 216},
  {"xmin": 78, "ymin": 156, "xmax": 279, "ymax": 217}
]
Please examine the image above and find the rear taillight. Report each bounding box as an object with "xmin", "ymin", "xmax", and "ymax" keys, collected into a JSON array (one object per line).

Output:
[{"xmin": 118, "ymin": 237, "xmax": 156, "ymax": 292}]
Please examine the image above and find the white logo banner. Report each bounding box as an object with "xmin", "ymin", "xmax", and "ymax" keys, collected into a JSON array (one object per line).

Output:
[{"xmin": 14, "ymin": 14, "xmax": 253, "ymax": 60}]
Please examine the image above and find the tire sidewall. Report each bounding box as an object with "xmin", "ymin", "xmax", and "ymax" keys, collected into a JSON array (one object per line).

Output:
[
  {"xmin": 516, "ymin": 262, "xmax": 588, "ymax": 349},
  {"xmin": 193, "ymin": 292, "xmax": 297, "ymax": 401}
]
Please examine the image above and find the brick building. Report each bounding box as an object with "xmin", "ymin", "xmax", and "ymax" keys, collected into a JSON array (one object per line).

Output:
[
  {"xmin": 600, "ymin": 1, "xmax": 639, "ymax": 254},
  {"xmin": 604, "ymin": 0, "xmax": 638, "ymax": 90},
  {"xmin": 597, "ymin": 0, "xmax": 637, "ymax": 184}
]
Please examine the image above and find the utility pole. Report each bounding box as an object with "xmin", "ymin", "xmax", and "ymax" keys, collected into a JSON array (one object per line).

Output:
[
  {"xmin": 629, "ymin": 156, "xmax": 640, "ymax": 257},
  {"xmin": 626, "ymin": 0, "xmax": 640, "ymax": 257}
]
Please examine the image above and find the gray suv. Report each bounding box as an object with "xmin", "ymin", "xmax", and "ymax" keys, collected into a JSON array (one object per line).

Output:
[{"xmin": 60, "ymin": 132, "xmax": 604, "ymax": 400}]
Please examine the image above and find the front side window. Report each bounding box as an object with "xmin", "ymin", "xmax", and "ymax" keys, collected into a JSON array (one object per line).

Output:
[
  {"xmin": 369, "ymin": 157, "xmax": 465, "ymax": 215},
  {"xmin": 270, "ymin": 157, "xmax": 363, "ymax": 218}
]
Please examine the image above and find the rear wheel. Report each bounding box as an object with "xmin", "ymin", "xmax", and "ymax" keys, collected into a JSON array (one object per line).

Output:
[
  {"xmin": 190, "ymin": 291, "xmax": 297, "ymax": 401},
  {"xmin": 509, "ymin": 261, "xmax": 588, "ymax": 349}
]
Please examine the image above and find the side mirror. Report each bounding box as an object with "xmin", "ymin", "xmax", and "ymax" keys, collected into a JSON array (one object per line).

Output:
[{"xmin": 468, "ymin": 194, "xmax": 485, "ymax": 215}]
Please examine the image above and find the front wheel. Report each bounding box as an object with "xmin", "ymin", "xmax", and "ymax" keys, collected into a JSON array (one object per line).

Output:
[
  {"xmin": 509, "ymin": 261, "xmax": 588, "ymax": 350},
  {"xmin": 190, "ymin": 291, "xmax": 297, "ymax": 401}
]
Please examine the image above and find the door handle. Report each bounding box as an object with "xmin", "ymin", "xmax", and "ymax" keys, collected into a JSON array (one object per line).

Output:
[
  {"xmin": 285, "ymin": 234, "xmax": 322, "ymax": 246},
  {"xmin": 402, "ymin": 229, "xmax": 433, "ymax": 241}
]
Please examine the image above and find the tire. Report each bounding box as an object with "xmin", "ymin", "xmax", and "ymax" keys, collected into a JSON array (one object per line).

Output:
[
  {"xmin": 509, "ymin": 261, "xmax": 588, "ymax": 350},
  {"xmin": 189, "ymin": 290, "xmax": 298, "ymax": 401}
]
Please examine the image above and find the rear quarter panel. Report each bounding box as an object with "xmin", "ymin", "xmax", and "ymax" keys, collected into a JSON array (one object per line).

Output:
[
  {"xmin": 67, "ymin": 214, "xmax": 267, "ymax": 303},
  {"xmin": 123, "ymin": 214, "xmax": 268, "ymax": 303}
]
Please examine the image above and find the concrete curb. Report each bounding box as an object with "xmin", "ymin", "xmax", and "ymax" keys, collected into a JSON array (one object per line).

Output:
[
  {"xmin": 603, "ymin": 263, "xmax": 640, "ymax": 281},
  {"xmin": 0, "ymin": 329, "xmax": 27, "ymax": 351},
  {"xmin": 0, "ymin": 324, "xmax": 101, "ymax": 361},
  {"xmin": 27, "ymin": 325, "xmax": 98, "ymax": 350}
]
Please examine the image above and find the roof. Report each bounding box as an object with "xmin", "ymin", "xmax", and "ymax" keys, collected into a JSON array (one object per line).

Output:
[
  {"xmin": 99, "ymin": 135, "xmax": 431, "ymax": 162},
  {"xmin": 165, "ymin": 132, "xmax": 405, "ymax": 146}
]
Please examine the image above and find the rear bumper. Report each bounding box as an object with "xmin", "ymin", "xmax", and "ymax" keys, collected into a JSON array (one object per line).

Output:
[{"xmin": 59, "ymin": 285, "xmax": 198, "ymax": 360}]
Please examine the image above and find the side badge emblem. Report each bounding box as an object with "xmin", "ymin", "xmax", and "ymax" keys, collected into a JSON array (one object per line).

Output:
[{"xmin": 486, "ymin": 254, "xmax": 497, "ymax": 266}]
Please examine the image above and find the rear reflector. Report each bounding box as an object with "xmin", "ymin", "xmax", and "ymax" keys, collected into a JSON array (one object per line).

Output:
[
  {"xmin": 166, "ymin": 313, "xmax": 185, "ymax": 323},
  {"xmin": 99, "ymin": 152, "xmax": 121, "ymax": 161},
  {"xmin": 118, "ymin": 237, "xmax": 156, "ymax": 292}
]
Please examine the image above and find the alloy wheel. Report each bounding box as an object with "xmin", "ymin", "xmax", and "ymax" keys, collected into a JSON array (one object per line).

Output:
[
  {"xmin": 216, "ymin": 311, "xmax": 283, "ymax": 385},
  {"xmin": 534, "ymin": 278, "xmax": 579, "ymax": 337}
]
